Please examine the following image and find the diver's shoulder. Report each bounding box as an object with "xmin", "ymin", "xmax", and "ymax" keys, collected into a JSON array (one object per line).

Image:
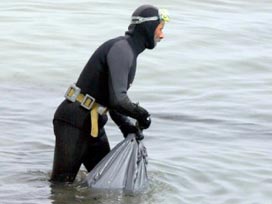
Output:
[
  {"xmin": 96, "ymin": 36, "xmax": 128, "ymax": 52},
  {"xmin": 108, "ymin": 36, "xmax": 132, "ymax": 54}
]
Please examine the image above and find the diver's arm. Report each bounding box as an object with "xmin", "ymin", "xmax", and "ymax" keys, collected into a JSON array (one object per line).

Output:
[
  {"xmin": 107, "ymin": 41, "xmax": 151, "ymax": 129},
  {"xmin": 109, "ymin": 110, "xmax": 139, "ymax": 137}
]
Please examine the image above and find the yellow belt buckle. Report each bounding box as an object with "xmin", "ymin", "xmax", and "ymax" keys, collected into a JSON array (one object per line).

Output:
[
  {"xmin": 65, "ymin": 84, "xmax": 81, "ymax": 102},
  {"xmin": 81, "ymin": 94, "xmax": 95, "ymax": 110},
  {"xmin": 90, "ymin": 103, "xmax": 99, "ymax": 137}
]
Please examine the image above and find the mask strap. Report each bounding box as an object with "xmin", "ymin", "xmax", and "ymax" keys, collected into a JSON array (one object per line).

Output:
[{"xmin": 131, "ymin": 16, "xmax": 159, "ymax": 24}]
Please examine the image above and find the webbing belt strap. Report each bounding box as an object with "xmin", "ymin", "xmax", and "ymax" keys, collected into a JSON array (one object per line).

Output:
[
  {"xmin": 66, "ymin": 87, "xmax": 107, "ymax": 138},
  {"xmin": 74, "ymin": 93, "xmax": 100, "ymax": 137},
  {"xmin": 90, "ymin": 103, "xmax": 99, "ymax": 137}
]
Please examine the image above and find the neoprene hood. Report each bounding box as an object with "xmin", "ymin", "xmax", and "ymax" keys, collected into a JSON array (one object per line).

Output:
[{"xmin": 126, "ymin": 5, "xmax": 160, "ymax": 50}]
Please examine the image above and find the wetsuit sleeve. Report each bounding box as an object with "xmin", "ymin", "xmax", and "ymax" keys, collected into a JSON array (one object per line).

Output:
[
  {"xmin": 109, "ymin": 109, "xmax": 139, "ymax": 137},
  {"xmin": 109, "ymin": 110, "xmax": 134, "ymax": 127},
  {"xmin": 107, "ymin": 42, "xmax": 150, "ymax": 124}
]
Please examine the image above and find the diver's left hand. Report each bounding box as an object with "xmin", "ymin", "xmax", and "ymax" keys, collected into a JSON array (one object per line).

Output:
[
  {"xmin": 120, "ymin": 124, "xmax": 138, "ymax": 138},
  {"xmin": 135, "ymin": 129, "xmax": 144, "ymax": 141}
]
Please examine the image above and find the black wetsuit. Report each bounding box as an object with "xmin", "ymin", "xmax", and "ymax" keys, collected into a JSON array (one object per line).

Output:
[{"xmin": 51, "ymin": 5, "xmax": 160, "ymax": 182}]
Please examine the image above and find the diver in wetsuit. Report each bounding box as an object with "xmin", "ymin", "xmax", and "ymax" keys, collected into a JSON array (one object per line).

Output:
[{"xmin": 50, "ymin": 5, "xmax": 169, "ymax": 182}]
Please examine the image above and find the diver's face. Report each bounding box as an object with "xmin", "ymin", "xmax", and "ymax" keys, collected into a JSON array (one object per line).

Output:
[{"xmin": 154, "ymin": 22, "xmax": 165, "ymax": 44}]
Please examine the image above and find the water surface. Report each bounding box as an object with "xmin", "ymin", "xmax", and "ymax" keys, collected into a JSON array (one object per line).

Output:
[{"xmin": 1, "ymin": 0, "xmax": 272, "ymax": 203}]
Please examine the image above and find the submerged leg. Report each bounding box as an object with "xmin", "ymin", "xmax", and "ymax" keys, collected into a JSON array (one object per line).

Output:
[
  {"xmin": 50, "ymin": 120, "xmax": 87, "ymax": 183},
  {"xmin": 83, "ymin": 128, "xmax": 110, "ymax": 172}
]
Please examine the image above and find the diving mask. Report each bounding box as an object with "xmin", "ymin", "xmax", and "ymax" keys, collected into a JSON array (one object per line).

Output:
[{"xmin": 130, "ymin": 9, "xmax": 170, "ymax": 24}]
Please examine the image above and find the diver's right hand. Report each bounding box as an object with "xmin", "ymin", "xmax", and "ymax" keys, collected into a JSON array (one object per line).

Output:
[
  {"xmin": 137, "ymin": 115, "xmax": 151, "ymax": 130},
  {"xmin": 134, "ymin": 104, "xmax": 151, "ymax": 130}
]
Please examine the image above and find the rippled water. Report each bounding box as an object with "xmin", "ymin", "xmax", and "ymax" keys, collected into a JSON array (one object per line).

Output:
[{"xmin": 1, "ymin": 0, "xmax": 272, "ymax": 204}]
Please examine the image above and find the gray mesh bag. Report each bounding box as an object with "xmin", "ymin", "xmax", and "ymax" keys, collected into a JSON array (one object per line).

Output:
[{"xmin": 85, "ymin": 134, "xmax": 148, "ymax": 193}]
